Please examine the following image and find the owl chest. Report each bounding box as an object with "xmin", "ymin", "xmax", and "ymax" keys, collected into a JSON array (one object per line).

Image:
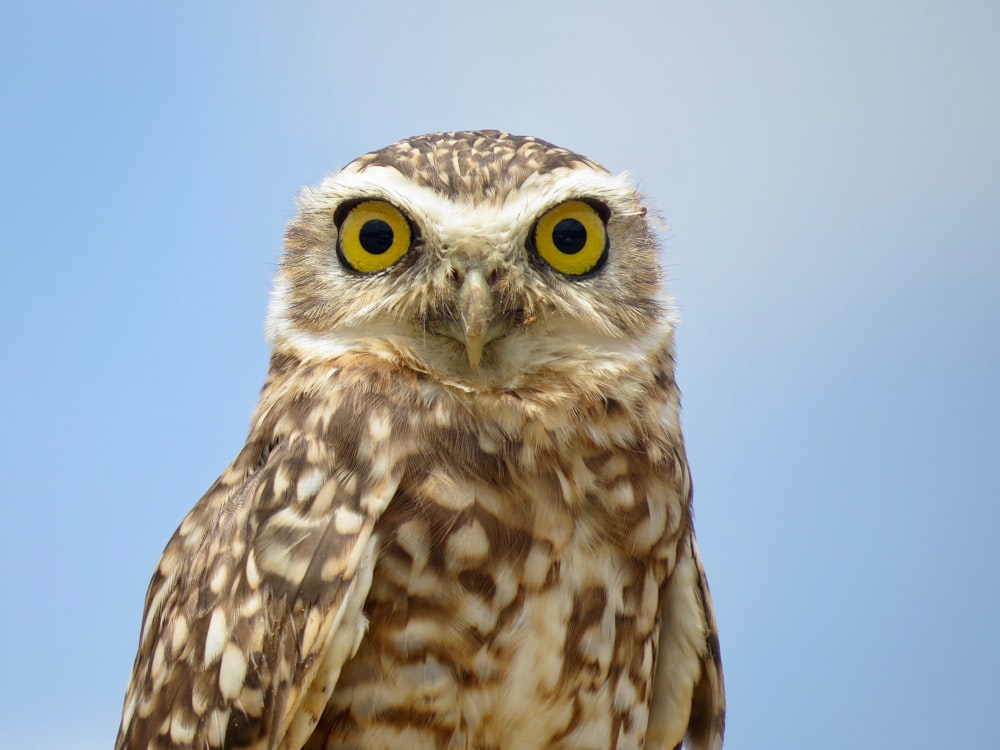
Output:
[{"xmin": 322, "ymin": 462, "xmax": 675, "ymax": 750}]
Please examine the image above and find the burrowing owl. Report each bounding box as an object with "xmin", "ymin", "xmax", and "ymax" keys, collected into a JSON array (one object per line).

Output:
[{"xmin": 116, "ymin": 130, "xmax": 725, "ymax": 750}]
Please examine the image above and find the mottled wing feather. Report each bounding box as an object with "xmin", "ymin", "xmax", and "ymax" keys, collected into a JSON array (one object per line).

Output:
[
  {"xmin": 646, "ymin": 535, "xmax": 726, "ymax": 750},
  {"xmin": 116, "ymin": 436, "xmax": 400, "ymax": 750},
  {"xmin": 685, "ymin": 537, "xmax": 725, "ymax": 750}
]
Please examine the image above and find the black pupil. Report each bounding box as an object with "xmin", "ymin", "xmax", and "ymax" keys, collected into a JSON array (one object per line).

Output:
[
  {"xmin": 551, "ymin": 218, "xmax": 587, "ymax": 254},
  {"xmin": 359, "ymin": 219, "xmax": 394, "ymax": 255}
]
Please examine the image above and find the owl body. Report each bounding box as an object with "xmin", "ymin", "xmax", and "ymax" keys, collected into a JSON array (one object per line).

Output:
[{"xmin": 117, "ymin": 131, "xmax": 724, "ymax": 750}]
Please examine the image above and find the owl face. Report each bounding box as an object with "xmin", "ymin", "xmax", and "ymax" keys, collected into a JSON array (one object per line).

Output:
[{"xmin": 267, "ymin": 131, "xmax": 672, "ymax": 388}]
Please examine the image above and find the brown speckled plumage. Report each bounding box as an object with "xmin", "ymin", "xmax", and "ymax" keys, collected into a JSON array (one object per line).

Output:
[
  {"xmin": 354, "ymin": 130, "xmax": 605, "ymax": 200},
  {"xmin": 116, "ymin": 131, "xmax": 725, "ymax": 750}
]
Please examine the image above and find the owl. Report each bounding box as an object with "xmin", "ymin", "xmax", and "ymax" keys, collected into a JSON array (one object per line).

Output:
[{"xmin": 116, "ymin": 130, "xmax": 725, "ymax": 750}]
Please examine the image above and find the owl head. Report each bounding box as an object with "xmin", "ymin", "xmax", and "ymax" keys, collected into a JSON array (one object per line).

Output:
[{"xmin": 266, "ymin": 131, "xmax": 673, "ymax": 389}]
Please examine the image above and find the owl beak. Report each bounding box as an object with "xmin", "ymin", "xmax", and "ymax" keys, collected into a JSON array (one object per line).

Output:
[{"xmin": 459, "ymin": 267, "xmax": 490, "ymax": 370}]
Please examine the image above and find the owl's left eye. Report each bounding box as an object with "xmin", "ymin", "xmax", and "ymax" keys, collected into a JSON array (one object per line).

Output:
[
  {"xmin": 530, "ymin": 200, "xmax": 608, "ymax": 277},
  {"xmin": 337, "ymin": 201, "xmax": 413, "ymax": 273}
]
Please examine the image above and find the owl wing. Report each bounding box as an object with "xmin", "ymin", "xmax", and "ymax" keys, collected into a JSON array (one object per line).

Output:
[
  {"xmin": 647, "ymin": 535, "xmax": 726, "ymax": 750},
  {"xmin": 116, "ymin": 435, "xmax": 400, "ymax": 750}
]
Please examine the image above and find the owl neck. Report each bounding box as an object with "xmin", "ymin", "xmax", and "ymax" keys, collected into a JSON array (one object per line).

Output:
[{"xmin": 248, "ymin": 346, "xmax": 682, "ymax": 466}]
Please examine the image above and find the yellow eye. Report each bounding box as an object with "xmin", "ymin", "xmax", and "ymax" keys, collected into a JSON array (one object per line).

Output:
[
  {"xmin": 337, "ymin": 201, "xmax": 413, "ymax": 273},
  {"xmin": 532, "ymin": 200, "xmax": 608, "ymax": 276}
]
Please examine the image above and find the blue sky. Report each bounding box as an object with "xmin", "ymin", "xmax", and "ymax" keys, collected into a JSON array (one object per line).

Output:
[{"xmin": 2, "ymin": 2, "xmax": 997, "ymax": 747}]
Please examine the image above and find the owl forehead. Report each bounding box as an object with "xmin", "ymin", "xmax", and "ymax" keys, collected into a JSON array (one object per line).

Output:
[{"xmin": 350, "ymin": 130, "xmax": 606, "ymax": 199}]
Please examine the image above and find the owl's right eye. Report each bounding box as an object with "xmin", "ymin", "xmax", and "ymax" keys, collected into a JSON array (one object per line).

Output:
[{"xmin": 337, "ymin": 201, "xmax": 413, "ymax": 273}]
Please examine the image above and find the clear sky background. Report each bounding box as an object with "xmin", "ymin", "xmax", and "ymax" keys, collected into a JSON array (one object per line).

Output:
[{"xmin": 2, "ymin": 2, "xmax": 997, "ymax": 748}]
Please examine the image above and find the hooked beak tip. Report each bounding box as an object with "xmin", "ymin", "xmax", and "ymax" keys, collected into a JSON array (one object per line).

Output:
[{"xmin": 465, "ymin": 332, "xmax": 484, "ymax": 371}]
